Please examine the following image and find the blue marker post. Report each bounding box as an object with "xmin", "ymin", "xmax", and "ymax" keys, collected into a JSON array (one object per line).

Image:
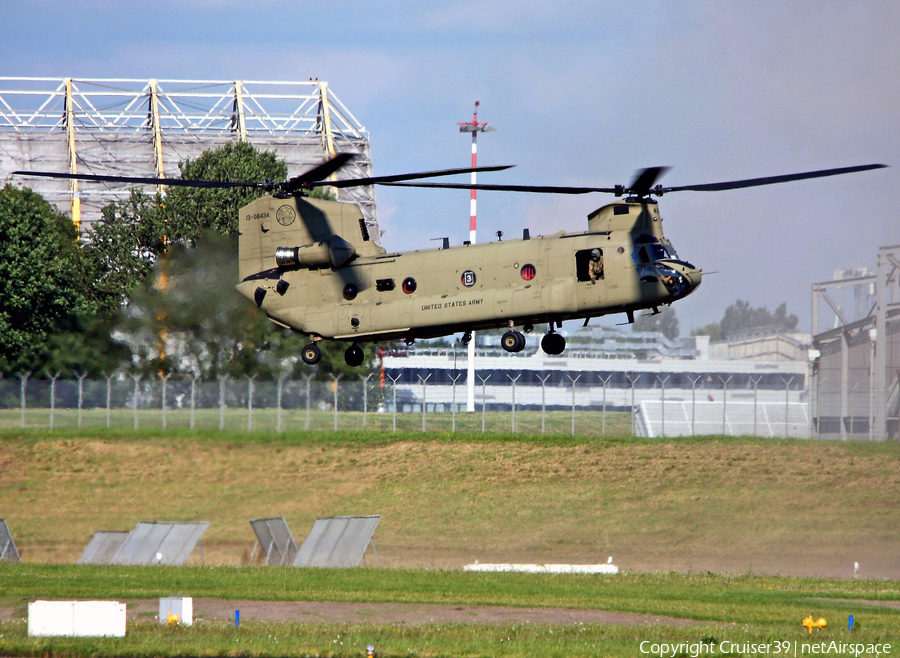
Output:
[
  {"xmin": 849, "ymin": 614, "xmax": 854, "ymax": 631},
  {"xmin": 235, "ymin": 609, "xmax": 240, "ymax": 628}
]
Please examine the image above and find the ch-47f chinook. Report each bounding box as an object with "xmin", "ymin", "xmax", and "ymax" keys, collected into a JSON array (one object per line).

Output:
[{"xmin": 15, "ymin": 158, "xmax": 886, "ymax": 366}]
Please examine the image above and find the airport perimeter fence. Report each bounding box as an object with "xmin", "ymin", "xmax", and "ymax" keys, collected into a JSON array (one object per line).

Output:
[
  {"xmin": 0, "ymin": 371, "xmax": 847, "ymax": 439},
  {"xmin": 2, "ymin": 373, "xmax": 627, "ymax": 435}
]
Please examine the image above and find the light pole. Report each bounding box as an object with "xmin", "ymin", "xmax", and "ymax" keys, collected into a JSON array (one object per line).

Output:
[{"xmin": 458, "ymin": 101, "xmax": 494, "ymax": 412}]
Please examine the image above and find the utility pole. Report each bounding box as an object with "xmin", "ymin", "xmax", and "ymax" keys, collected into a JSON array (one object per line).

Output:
[{"xmin": 458, "ymin": 101, "xmax": 494, "ymax": 412}]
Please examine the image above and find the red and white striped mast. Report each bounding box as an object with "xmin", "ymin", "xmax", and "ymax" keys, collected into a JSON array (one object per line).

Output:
[
  {"xmin": 458, "ymin": 101, "xmax": 494, "ymax": 412},
  {"xmin": 459, "ymin": 101, "xmax": 493, "ymax": 243}
]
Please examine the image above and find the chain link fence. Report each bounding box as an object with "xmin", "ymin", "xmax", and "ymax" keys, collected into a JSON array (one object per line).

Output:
[
  {"xmin": 3, "ymin": 372, "xmax": 893, "ymax": 438},
  {"xmin": 0, "ymin": 372, "xmax": 829, "ymax": 438}
]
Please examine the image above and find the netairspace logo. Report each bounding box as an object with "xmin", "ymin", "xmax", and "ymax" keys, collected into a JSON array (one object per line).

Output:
[{"xmin": 639, "ymin": 641, "xmax": 893, "ymax": 657}]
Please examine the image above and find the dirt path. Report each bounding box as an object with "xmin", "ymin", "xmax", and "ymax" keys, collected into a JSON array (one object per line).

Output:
[{"xmin": 1, "ymin": 599, "xmax": 693, "ymax": 627}]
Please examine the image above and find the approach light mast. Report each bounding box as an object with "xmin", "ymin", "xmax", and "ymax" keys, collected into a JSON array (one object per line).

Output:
[{"xmin": 458, "ymin": 101, "xmax": 495, "ymax": 412}]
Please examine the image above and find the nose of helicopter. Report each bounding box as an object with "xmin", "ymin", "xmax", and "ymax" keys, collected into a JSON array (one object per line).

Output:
[
  {"xmin": 683, "ymin": 265, "xmax": 702, "ymax": 295},
  {"xmin": 655, "ymin": 260, "xmax": 702, "ymax": 299}
]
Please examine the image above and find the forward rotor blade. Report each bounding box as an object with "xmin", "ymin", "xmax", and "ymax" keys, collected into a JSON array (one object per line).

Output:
[
  {"xmin": 662, "ymin": 164, "xmax": 888, "ymax": 193},
  {"xmin": 382, "ymin": 181, "xmax": 618, "ymax": 194},
  {"xmin": 12, "ymin": 170, "xmax": 261, "ymax": 189},
  {"xmin": 308, "ymin": 164, "xmax": 515, "ymax": 189}
]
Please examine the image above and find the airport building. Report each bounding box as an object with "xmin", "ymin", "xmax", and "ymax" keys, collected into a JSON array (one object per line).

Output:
[{"xmin": 383, "ymin": 325, "xmax": 812, "ymax": 438}]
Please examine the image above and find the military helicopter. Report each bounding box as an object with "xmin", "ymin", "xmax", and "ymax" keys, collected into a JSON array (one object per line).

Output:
[{"xmin": 15, "ymin": 158, "xmax": 885, "ymax": 366}]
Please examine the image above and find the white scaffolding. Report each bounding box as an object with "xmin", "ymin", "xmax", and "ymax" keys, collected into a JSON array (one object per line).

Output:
[{"xmin": 0, "ymin": 77, "xmax": 376, "ymax": 239}]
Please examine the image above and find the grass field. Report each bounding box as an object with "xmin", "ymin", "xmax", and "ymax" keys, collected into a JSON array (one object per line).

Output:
[
  {"xmin": 1, "ymin": 564, "xmax": 898, "ymax": 656},
  {"xmin": 1, "ymin": 429, "xmax": 899, "ymax": 656},
  {"xmin": 0, "ymin": 407, "xmax": 635, "ymax": 436}
]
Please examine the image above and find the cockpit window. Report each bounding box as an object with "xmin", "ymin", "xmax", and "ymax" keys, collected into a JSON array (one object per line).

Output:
[
  {"xmin": 649, "ymin": 243, "xmax": 675, "ymax": 260},
  {"xmin": 633, "ymin": 241, "xmax": 678, "ymax": 264},
  {"xmin": 632, "ymin": 245, "xmax": 650, "ymax": 264}
]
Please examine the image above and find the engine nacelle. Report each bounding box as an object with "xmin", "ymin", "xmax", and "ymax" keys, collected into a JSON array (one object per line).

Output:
[{"xmin": 275, "ymin": 235, "xmax": 356, "ymax": 269}]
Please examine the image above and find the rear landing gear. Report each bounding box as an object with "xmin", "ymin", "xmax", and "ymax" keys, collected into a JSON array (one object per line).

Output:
[
  {"xmin": 541, "ymin": 331, "xmax": 566, "ymax": 355},
  {"xmin": 344, "ymin": 344, "xmax": 364, "ymax": 367},
  {"xmin": 301, "ymin": 343, "xmax": 322, "ymax": 365},
  {"xmin": 501, "ymin": 330, "xmax": 526, "ymax": 353}
]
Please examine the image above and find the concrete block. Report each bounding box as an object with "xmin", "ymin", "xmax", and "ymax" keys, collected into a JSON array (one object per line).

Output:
[{"xmin": 28, "ymin": 600, "xmax": 126, "ymax": 637}]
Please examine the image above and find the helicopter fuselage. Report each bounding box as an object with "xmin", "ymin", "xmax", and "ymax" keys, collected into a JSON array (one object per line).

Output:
[{"xmin": 235, "ymin": 195, "xmax": 702, "ymax": 346}]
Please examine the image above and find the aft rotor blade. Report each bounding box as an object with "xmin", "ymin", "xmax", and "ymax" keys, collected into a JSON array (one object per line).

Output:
[
  {"xmin": 308, "ymin": 164, "xmax": 516, "ymax": 189},
  {"xmin": 382, "ymin": 181, "xmax": 619, "ymax": 194},
  {"xmin": 283, "ymin": 152, "xmax": 356, "ymax": 192},
  {"xmin": 13, "ymin": 170, "xmax": 262, "ymax": 189},
  {"xmin": 628, "ymin": 166, "xmax": 670, "ymax": 196},
  {"xmin": 662, "ymin": 164, "xmax": 888, "ymax": 193}
]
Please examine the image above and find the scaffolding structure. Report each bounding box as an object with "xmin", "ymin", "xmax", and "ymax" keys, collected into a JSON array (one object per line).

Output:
[
  {"xmin": 0, "ymin": 77, "xmax": 377, "ymax": 239},
  {"xmin": 812, "ymin": 245, "xmax": 900, "ymax": 440}
]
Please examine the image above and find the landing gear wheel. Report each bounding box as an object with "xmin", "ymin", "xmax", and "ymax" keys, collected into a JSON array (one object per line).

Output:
[
  {"xmin": 501, "ymin": 330, "xmax": 526, "ymax": 353},
  {"xmin": 344, "ymin": 344, "xmax": 364, "ymax": 367},
  {"xmin": 541, "ymin": 332, "xmax": 566, "ymax": 355},
  {"xmin": 301, "ymin": 343, "xmax": 322, "ymax": 365}
]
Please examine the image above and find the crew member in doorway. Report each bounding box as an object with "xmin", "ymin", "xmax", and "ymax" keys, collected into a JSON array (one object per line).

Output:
[{"xmin": 589, "ymin": 248, "xmax": 604, "ymax": 280}]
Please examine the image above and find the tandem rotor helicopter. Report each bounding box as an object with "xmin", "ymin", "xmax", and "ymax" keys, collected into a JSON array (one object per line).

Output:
[{"xmin": 15, "ymin": 156, "xmax": 885, "ymax": 366}]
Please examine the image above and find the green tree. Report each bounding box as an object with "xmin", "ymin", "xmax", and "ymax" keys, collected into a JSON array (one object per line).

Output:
[
  {"xmin": 43, "ymin": 315, "xmax": 131, "ymax": 377},
  {"xmin": 692, "ymin": 300, "xmax": 799, "ymax": 341},
  {"xmin": 85, "ymin": 189, "xmax": 168, "ymax": 309},
  {"xmin": 162, "ymin": 141, "xmax": 287, "ymax": 240},
  {"xmin": 84, "ymin": 142, "xmax": 287, "ymax": 302},
  {"xmin": 633, "ymin": 306, "xmax": 680, "ymax": 340},
  {"xmin": 0, "ymin": 185, "xmax": 102, "ymax": 373},
  {"xmin": 113, "ymin": 232, "xmax": 269, "ymax": 378},
  {"xmin": 115, "ymin": 231, "xmax": 379, "ymax": 382}
]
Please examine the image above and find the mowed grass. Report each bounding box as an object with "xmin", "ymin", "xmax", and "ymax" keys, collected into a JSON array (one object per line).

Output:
[
  {"xmin": 1, "ymin": 564, "xmax": 899, "ymax": 656},
  {"xmin": 1, "ymin": 429, "xmax": 899, "ymax": 656}
]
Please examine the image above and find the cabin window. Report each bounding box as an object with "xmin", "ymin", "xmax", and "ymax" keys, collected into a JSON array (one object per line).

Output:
[
  {"xmin": 575, "ymin": 248, "xmax": 604, "ymax": 282},
  {"xmin": 614, "ymin": 205, "xmax": 630, "ymax": 215}
]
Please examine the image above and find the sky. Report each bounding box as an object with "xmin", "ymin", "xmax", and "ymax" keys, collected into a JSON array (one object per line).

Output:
[{"xmin": 2, "ymin": 0, "xmax": 898, "ymax": 335}]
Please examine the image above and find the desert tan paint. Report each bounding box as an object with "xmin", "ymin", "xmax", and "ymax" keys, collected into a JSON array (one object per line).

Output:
[{"xmin": 235, "ymin": 195, "xmax": 702, "ymax": 343}]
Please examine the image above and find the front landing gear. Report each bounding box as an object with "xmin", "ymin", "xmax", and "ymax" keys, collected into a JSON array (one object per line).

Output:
[
  {"xmin": 501, "ymin": 330, "xmax": 526, "ymax": 353},
  {"xmin": 344, "ymin": 344, "xmax": 364, "ymax": 367},
  {"xmin": 301, "ymin": 343, "xmax": 322, "ymax": 365}
]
